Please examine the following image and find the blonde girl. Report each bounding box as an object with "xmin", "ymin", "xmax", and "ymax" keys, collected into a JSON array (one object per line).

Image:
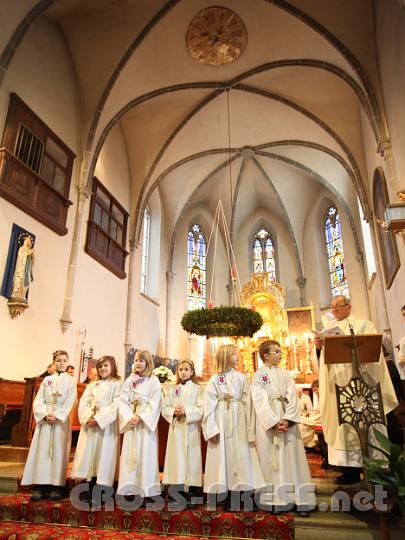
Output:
[
  {"xmin": 202, "ymin": 344, "xmax": 265, "ymax": 511},
  {"xmin": 162, "ymin": 360, "xmax": 203, "ymax": 505},
  {"xmin": 117, "ymin": 350, "xmax": 162, "ymax": 501}
]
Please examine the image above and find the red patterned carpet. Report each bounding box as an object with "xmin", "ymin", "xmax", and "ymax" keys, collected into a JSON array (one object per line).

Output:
[
  {"xmin": 0, "ymin": 494, "xmax": 294, "ymax": 539},
  {"xmin": 306, "ymin": 452, "xmax": 326, "ymax": 478},
  {"xmin": 0, "ymin": 521, "xmax": 207, "ymax": 539}
]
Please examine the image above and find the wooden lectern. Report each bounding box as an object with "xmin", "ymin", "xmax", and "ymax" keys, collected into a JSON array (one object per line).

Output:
[{"xmin": 324, "ymin": 333, "xmax": 383, "ymax": 366}]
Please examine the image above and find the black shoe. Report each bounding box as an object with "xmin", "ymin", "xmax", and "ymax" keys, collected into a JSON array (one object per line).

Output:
[
  {"xmin": 335, "ymin": 473, "xmax": 361, "ymax": 485},
  {"xmin": 49, "ymin": 488, "xmax": 62, "ymax": 501},
  {"xmin": 30, "ymin": 489, "xmax": 44, "ymax": 501}
]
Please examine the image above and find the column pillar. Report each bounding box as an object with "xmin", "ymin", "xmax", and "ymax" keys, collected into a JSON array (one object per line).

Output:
[{"xmin": 60, "ymin": 184, "xmax": 91, "ymax": 332}]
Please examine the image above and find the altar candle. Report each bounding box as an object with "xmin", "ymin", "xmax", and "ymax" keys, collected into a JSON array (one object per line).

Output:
[
  {"xmin": 231, "ymin": 265, "xmax": 237, "ymax": 280},
  {"xmin": 208, "ymin": 300, "xmax": 213, "ymax": 309}
]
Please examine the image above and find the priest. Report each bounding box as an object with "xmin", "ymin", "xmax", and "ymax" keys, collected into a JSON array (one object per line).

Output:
[{"xmin": 316, "ymin": 295, "xmax": 398, "ymax": 485}]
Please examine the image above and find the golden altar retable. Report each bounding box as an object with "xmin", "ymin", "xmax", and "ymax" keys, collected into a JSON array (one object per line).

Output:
[{"xmin": 202, "ymin": 274, "xmax": 317, "ymax": 382}]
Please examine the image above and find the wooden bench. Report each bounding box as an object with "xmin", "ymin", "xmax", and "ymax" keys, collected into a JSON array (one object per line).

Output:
[
  {"xmin": 0, "ymin": 378, "xmax": 25, "ymax": 440},
  {"xmin": 11, "ymin": 378, "xmax": 86, "ymax": 447}
]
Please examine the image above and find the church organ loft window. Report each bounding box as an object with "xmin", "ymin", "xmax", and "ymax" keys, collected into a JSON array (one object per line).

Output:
[
  {"xmin": 324, "ymin": 205, "xmax": 349, "ymax": 297},
  {"xmin": 0, "ymin": 93, "xmax": 75, "ymax": 235},
  {"xmin": 253, "ymin": 229, "xmax": 276, "ymax": 281},
  {"xmin": 140, "ymin": 207, "xmax": 150, "ymax": 293},
  {"xmin": 85, "ymin": 177, "xmax": 129, "ymax": 279},
  {"xmin": 187, "ymin": 223, "xmax": 207, "ymax": 310}
]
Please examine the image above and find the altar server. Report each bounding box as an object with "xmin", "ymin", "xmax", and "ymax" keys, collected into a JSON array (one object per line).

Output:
[
  {"xmin": 202, "ymin": 344, "xmax": 265, "ymax": 511},
  {"xmin": 117, "ymin": 349, "xmax": 162, "ymax": 500},
  {"xmin": 162, "ymin": 360, "xmax": 203, "ymax": 504},
  {"xmin": 21, "ymin": 350, "xmax": 76, "ymax": 501},
  {"xmin": 71, "ymin": 356, "xmax": 122, "ymax": 493},
  {"xmin": 252, "ymin": 339, "xmax": 316, "ymax": 515}
]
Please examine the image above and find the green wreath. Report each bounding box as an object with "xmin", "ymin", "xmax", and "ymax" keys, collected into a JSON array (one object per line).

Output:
[{"xmin": 181, "ymin": 306, "xmax": 263, "ymax": 338}]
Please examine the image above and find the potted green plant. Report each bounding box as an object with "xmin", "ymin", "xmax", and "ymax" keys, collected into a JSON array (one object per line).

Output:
[{"xmin": 363, "ymin": 429, "xmax": 405, "ymax": 526}]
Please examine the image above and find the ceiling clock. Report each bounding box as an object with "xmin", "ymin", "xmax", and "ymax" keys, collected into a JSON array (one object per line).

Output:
[{"xmin": 186, "ymin": 6, "xmax": 247, "ymax": 66}]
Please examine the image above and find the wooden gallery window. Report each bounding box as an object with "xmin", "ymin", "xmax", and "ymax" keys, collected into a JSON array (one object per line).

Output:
[
  {"xmin": 0, "ymin": 93, "xmax": 75, "ymax": 235},
  {"xmin": 85, "ymin": 178, "xmax": 129, "ymax": 278}
]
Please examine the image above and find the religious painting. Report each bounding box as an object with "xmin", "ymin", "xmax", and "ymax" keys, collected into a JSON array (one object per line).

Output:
[
  {"xmin": 0, "ymin": 223, "xmax": 36, "ymax": 318},
  {"xmin": 187, "ymin": 223, "xmax": 206, "ymax": 310},
  {"xmin": 286, "ymin": 307, "xmax": 315, "ymax": 336},
  {"xmin": 324, "ymin": 206, "xmax": 349, "ymax": 297},
  {"xmin": 373, "ymin": 167, "xmax": 400, "ymax": 289}
]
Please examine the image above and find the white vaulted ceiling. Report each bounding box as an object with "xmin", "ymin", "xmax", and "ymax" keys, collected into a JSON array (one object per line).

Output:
[{"xmin": 33, "ymin": 0, "xmax": 387, "ymax": 258}]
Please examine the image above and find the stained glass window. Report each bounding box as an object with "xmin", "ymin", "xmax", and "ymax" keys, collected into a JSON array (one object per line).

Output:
[
  {"xmin": 253, "ymin": 229, "xmax": 276, "ymax": 281},
  {"xmin": 324, "ymin": 205, "xmax": 349, "ymax": 297},
  {"xmin": 140, "ymin": 207, "xmax": 150, "ymax": 293},
  {"xmin": 187, "ymin": 224, "xmax": 206, "ymax": 310}
]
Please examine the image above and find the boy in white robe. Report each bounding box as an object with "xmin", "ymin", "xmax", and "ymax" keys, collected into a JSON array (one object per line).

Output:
[
  {"xmin": 162, "ymin": 359, "xmax": 203, "ymax": 507},
  {"xmin": 202, "ymin": 343, "xmax": 265, "ymax": 512},
  {"xmin": 71, "ymin": 355, "xmax": 122, "ymax": 500},
  {"xmin": 117, "ymin": 349, "xmax": 162, "ymax": 504},
  {"xmin": 252, "ymin": 339, "xmax": 316, "ymax": 515},
  {"xmin": 21, "ymin": 350, "xmax": 77, "ymax": 501}
]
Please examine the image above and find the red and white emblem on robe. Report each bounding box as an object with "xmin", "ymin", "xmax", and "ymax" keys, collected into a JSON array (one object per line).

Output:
[
  {"xmin": 217, "ymin": 375, "xmax": 226, "ymax": 385},
  {"xmin": 261, "ymin": 374, "xmax": 270, "ymax": 384},
  {"xmin": 47, "ymin": 380, "xmax": 53, "ymax": 386},
  {"xmin": 174, "ymin": 387, "xmax": 181, "ymax": 397}
]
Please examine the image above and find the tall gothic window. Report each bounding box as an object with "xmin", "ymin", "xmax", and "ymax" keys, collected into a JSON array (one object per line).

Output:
[
  {"xmin": 187, "ymin": 224, "xmax": 206, "ymax": 310},
  {"xmin": 324, "ymin": 205, "xmax": 349, "ymax": 297},
  {"xmin": 253, "ymin": 229, "xmax": 276, "ymax": 281},
  {"xmin": 140, "ymin": 207, "xmax": 150, "ymax": 293}
]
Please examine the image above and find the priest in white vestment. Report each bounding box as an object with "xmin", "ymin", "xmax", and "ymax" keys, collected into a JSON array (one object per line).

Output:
[
  {"xmin": 317, "ymin": 295, "xmax": 398, "ymax": 484},
  {"xmin": 21, "ymin": 350, "xmax": 77, "ymax": 500},
  {"xmin": 252, "ymin": 340, "xmax": 316, "ymax": 514}
]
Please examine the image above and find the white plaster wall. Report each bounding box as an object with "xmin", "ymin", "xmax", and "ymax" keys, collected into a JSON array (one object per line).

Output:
[
  {"xmin": 132, "ymin": 188, "xmax": 167, "ymax": 357},
  {"xmin": 373, "ymin": 0, "xmax": 405, "ymax": 349},
  {"xmin": 0, "ymin": 18, "xmax": 81, "ymax": 380},
  {"xmin": 71, "ymin": 123, "xmax": 131, "ymax": 376}
]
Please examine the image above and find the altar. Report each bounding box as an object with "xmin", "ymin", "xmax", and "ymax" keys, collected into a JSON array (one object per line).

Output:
[{"xmin": 192, "ymin": 273, "xmax": 318, "ymax": 384}]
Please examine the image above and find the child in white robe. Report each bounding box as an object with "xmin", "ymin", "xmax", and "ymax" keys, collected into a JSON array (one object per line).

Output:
[
  {"xmin": 202, "ymin": 343, "xmax": 265, "ymax": 511},
  {"xmin": 162, "ymin": 360, "xmax": 203, "ymax": 506},
  {"xmin": 252, "ymin": 339, "xmax": 316, "ymax": 515},
  {"xmin": 117, "ymin": 349, "xmax": 162, "ymax": 502},
  {"xmin": 21, "ymin": 350, "xmax": 77, "ymax": 501},
  {"xmin": 71, "ymin": 356, "xmax": 122, "ymax": 499}
]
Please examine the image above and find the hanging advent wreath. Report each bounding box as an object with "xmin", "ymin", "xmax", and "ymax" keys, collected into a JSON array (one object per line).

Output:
[{"xmin": 181, "ymin": 306, "xmax": 263, "ymax": 338}]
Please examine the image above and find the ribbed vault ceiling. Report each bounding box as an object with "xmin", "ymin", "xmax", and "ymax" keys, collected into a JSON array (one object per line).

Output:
[{"xmin": 3, "ymin": 0, "xmax": 386, "ymax": 265}]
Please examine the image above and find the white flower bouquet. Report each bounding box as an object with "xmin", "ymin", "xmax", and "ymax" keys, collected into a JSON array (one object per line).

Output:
[{"xmin": 153, "ymin": 365, "xmax": 175, "ymax": 382}]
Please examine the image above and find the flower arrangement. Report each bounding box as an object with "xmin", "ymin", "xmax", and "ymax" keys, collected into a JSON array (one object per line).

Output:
[
  {"xmin": 153, "ymin": 365, "xmax": 175, "ymax": 383},
  {"xmin": 181, "ymin": 305, "xmax": 263, "ymax": 338}
]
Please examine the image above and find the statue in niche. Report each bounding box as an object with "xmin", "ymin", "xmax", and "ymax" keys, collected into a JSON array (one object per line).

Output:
[
  {"xmin": 0, "ymin": 224, "xmax": 36, "ymax": 319},
  {"xmin": 11, "ymin": 234, "xmax": 35, "ymax": 302}
]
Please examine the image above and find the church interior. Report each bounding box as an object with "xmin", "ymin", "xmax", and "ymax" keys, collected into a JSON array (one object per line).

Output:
[{"xmin": 0, "ymin": 0, "xmax": 405, "ymax": 538}]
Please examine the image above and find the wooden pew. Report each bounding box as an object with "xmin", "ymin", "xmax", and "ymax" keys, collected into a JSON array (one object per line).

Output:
[
  {"xmin": 0, "ymin": 378, "xmax": 25, "ymax": 420},
  {"xmin": 11, "ymin": 378, "xmax": 86, "ymax": 447},
  {"xmin": 0, "ymin": 378, "xmax": 25, "ymax": 440}
]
